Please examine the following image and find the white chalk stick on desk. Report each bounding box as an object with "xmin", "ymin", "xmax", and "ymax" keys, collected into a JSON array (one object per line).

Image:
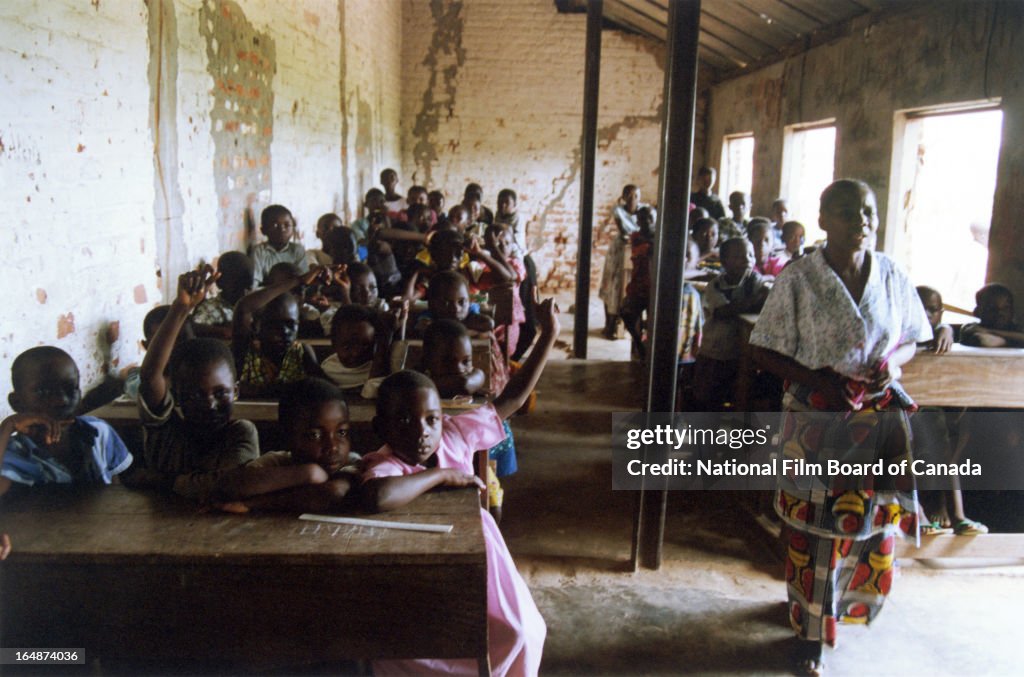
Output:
[{"xmin": 298, "ymin": 513, "xmax": 453, "ymax": 534}]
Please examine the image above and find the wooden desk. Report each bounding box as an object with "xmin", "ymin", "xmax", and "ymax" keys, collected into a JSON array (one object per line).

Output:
[
  {"xmin": 0, "ymin": 486, "xmax": 489, "ymax": 673},
  {"xmin": 902, "ymin": 344, "xmax": 1024, "ymax": 408}
]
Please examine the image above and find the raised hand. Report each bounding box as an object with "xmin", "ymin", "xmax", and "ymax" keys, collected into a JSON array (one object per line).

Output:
[
  {"xmin": 0, "ymin": 533, "xmax": 10, "ymax": 560},
  {"xmin": 177, "ymin": 264, "xmax": 219, "ymax": 311},
  {"xmin": 535, "ymin": 297, "xmax": 560, "ymax": 337}
]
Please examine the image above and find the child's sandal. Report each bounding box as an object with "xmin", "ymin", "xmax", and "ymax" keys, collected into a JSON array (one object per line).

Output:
[{"xmin": 953, "ymin": 518, "xmax": 988, "ymax": 536}]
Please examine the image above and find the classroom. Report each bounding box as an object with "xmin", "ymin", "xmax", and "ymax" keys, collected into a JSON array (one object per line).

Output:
[{"xmin": 1, "ymin": 1, "xmax": 1023, "ymax": 675}]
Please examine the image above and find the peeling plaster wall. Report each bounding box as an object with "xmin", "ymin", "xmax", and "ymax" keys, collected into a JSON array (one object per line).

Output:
[
  {"xmin": 706, "ymin": 1, "xmax": 1024, "ymax": 307},
  {"xmin": 0, "ymin": 1, "xmax": 157, "ymax": 415},
  {"xmin": 339, "ymin": 0, "xmax": 403, "ymax": 222},
  {"xmin": 0, "ymin": 0, "xmax": 390, "ymax": 419},
  {"xmin": 400, "ymin": 0, "xmax": 666, "ymax": 293}
]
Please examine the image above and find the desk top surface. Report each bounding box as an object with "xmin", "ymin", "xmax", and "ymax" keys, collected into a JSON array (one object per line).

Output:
[{"xmin": 2, "ymin": 486, "xmax": 485, "ymax": 565}]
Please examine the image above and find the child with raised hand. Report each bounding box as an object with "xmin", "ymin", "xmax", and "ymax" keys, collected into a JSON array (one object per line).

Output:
[
  {"xmin": 916, "ymin": 286, "xmax": 954, "ymax": 354},
  {"xmin": 1, "ymin": 347, "xmax": 132, "ymax": 497},
  {"xmin": 322, "ymin": 303, "xmax": 407, "ymax": 399},
  {"xmin": 250, "ymin": 204, "xmax": 308, "ymax": 285},
  {"xmin": 192, "ymin": 251, "xmax": 254, "ymax": 339},
  {"xmin": 232, "ymin": 265, "xmax": 327, "ymax": 398},
  {"xmin": 317, "ymin": 262, "xmax": 390, "ymax": 335},
  {"xmin": 132, "ymin": 266, "xmax": 259, "ymax": 500},
  {"xmin": 360, "ymin": 298, "xmax": 559, "ymax": 676},
  {"xmin": 214, "ymin": 378, "xmax": 359, "ymax": 513},
  {"xmin": 961, "ymin": 283, "xmax": 1024, "ymax": 347}
]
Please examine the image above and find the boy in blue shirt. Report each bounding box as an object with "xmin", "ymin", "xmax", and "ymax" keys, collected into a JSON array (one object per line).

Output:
[{"xmin": 1, "ymin": 346, "xmax": 131, "ymax": 495}]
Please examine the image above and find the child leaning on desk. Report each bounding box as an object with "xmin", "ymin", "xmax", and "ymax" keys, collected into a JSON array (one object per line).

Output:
[
  {"xmin": 359, "ymin": 298, "xmax": 558, "ymax": 676},
  {"xmin": 1, "ymin": 346, "xmax": 134, "ymax": 559},
  {"xmin": 214, "ymin": 378, "xmax": 360, "ymax": 513}
]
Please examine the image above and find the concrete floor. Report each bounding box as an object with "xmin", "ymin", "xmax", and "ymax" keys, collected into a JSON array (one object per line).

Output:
[{"xmin": 502, "ymin": 308, "xmax": 1024, "ymax": 676}]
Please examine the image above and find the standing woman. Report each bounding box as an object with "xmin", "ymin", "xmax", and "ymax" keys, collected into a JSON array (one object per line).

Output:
[
  {"xmin": 599, "ymin": 184, "xmax": 644, "ymax": 339},
  {"xmin": 748, "ymin": 180, "xmax": 931, "ymax": 675}
]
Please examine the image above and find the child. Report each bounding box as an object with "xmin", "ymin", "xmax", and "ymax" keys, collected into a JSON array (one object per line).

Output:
[
  {"xmin": 366, "ymin": 212, "xmax": 405, "ymax": 299},
  {"xmin": 1, "ymin": 347, "xmax": 132, "ymax": 496},
  {"xmin": 916, "ymin": 285, "xmax": 954, "ymax": 354},
  {"xmin": 215, "ymin": 378, "xmax": 359, "ymax": 513},
  {"xmin": 774, "ymin": 220, "xmax": 806, "ymax": 268},
  {"xmin": 351, "ymin": 188, "xmax": 386, "ymax": 259},
  {"xmin": 422, "ymin": 319, "xmax": 518, "ymax": 522},
  {"xmin": 307, "ymin": 213, "xmax": 342, "ymax": 268},
  {"xmin": 494, "ymin": 188, "xmax": 522, "ymax": 252},
  {"xmin": 380, "ymin": 168, "xmax": 404, "ymax": 218},
  {"xmin": 689, "ymin": 166, "xmax": 726, "ymax": 220},
  {"xmin": 448, "ymin": 204, "xmax": 470, "ymax": 234},
  {"xmin": 250, "ymin": 204, "xmax": 308, "ymax": 285},
  {"xmin": 912, "ymin": 285, "xmax": 987, "ymax": 536},
  {"xmin": 192, "ymin": 251, "xmax": 254, "ymax": 339},
  {"xmin": 718, "ymin": 190, "xmax": 749, "ymax": 242},
  {"xmin": 420, "ymin": 271, "xmax": 508, "ymax": 395},
  {"xmin": 619, "ymin": 207, "xmax": 656, "ymax": 361},
  {"xmin": 748, "ymin": 218, "xmax": 785, "ymax": 277},
  {"xmin": 479, "ymin": 223, "xmax": 526, "ymax": 359},
  {"xmin": 132, "ymin": 266, "xmax": 259, "ymax": 500},
  {"xmin": 691, "ymin": 217, "xmax": 720, "ymax": 270},
  {"xmin": 770, "ymin": 198, "xmax": 790, "ymax": 247},
  {"xmin": 317, "ymin": 262, "xmax": 390, "ymax": 335},
  {"xmin": 961, "ymin": 283, "xmax": 1024, "ymax": 347},
  {"xmin": 233, "ymin": 265, "xmax": 326, "ymax": 397},
  {"xmin": 322, "ymin": 304, "xmax": 403, "ymax": 399},
  {"xmin": 694, "ymin": 237, "xmax": 771, "ymax": 409},
  {"xmin": 428, "ymin": 190, "xmax": 447, "ymax": 229},
  {"xmin": 464, "ymin": 182, "xmax": 494, "ymax": 226},
  {"xmin": 360, "ymin": 297, "xmax": 558, "ymax": 675}
]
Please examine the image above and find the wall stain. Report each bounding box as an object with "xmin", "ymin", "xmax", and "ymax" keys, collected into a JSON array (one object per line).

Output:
[
  {"xmin": 57, "ymin": 313, "xmax": 75, "ymax": 339},
  {"xmin": 412, "ymin": 0, "xmax": 466, "ymax": 186},
  {"xmin": 199, "ymin": 0, "xmax": 275, "ymax": 251}
]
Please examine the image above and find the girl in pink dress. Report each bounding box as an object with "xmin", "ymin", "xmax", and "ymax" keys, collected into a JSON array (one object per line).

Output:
[{"xmin": 361, "ymin": 298, "xmax": 559, "ymax": 676}]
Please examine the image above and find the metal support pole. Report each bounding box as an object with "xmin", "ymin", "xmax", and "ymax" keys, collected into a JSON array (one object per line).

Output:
[
  {"xmin": 631, "ymin": 0, "xmax": 702, "ymax": 571},
  {"xmin": 573, "ymin": 0, "xmax": 603, "ymax": 359}
]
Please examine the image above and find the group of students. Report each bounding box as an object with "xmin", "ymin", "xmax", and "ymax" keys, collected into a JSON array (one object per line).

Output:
[{"xmin": 0, "ymin": 171, "xmax": 554, "ymax": 675}]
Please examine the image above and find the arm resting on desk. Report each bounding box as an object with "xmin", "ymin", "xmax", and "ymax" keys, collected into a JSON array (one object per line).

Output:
[
  {"xmin": 363, "ymin": 468, "xmax": 484, "ymax": 512},
  {"xmin": 228, "ymin": 477, "xmax": 356, "ymax": 513}
]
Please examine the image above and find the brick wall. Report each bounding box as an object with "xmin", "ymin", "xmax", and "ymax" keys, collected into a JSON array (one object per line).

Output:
[
  {"xmin": 0, "ymin": 0, "xmax": 400, "ymax": 418},
  {"xmin": 399, "ymin": 0, "xmax": 666, "ymax": 293}
]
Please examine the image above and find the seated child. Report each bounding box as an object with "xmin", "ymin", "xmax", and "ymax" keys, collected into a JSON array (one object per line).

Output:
[
  {"xmin": 447, "ymin": 204, "xmax": 470, "ymax": 234},
  {"xmin": 917, "ymin": 285, "xmax": 954, "ymax": 354},
  {"xmin": 1, "ymin": 347, "xmax": 132, "ymax": 496},
  {"xmin": 494, "ymin": 188, "xmax": 523, "ymax": 253},
  {"xmin": 318, "ymin": 262, "xmax": 390, "ymax": 335},
  {"xmin": 421, "ymin": 319, "xmax": 517, "ymax": 521},
  {"xmin": 250, "ymin": 204, "xmax": 308, "ymax": 285},
  {"xmin": 748, "ymin": 218, "xmax": 785, "ymax": 277},
  {"xmin": 406, "ymin": 229, "xmax": 482, "ymax": 300},
  {"xmin": 694, "ymin": 237, "xmax": 771, "ymax": 410},
  {"xmin": 418, "ymin": 271, "xmax": 508, "ymax": 396},
  {"xmin": 478, "ymin": 223, "xmax": 526, "ymax": 359},
  {"xmin": 429, "ymin": 190, "xmax": 447, "ymax": 229},
  {"xmin": 691, "ymin": 217, "xmax": 720, "ymax": 270},
  {"xmin": 192, "ymin": 251, "xmax": 254, "ymax": 339},
  {"xmin": 380, "ymin": 168, "xmax": 405, "ymax": 219},
  {"xmin": 961, "ymin": 283, "xmax": 1024, "ymax": 347},
  {"xmin": 215, "ymin": 378, "xmax": 359, "ymax": 513},
  {"xmin": 351, "ymin": 188, "xmax": 386, "ymax": 259},
  {"xmin": 773, "ymin": 220, "xmax": 806, "ymax": 268},
  {"xmin": 619, "ymin": 207, "xmax": 656, "ymax": 361},
  {"xmin": 464, "ymin": 182, "xmax": 495, "ymax": 226},
  {"xmin": 912, "ymin": 285, "xmax": 987, "ymax": 536},
  {"xmin": 131, "ymin": 266, "xmax": 259, "ymax": 500},
  {"xmin": 322, "ymin": 304, "xmax": 405, "ymax": 399},
  {"xmin": 307, "ymin": 213, "xmax": 342, "ymax": 268},
  {"xmin": 360, "ymin": 298, "xmax": 558, "ymax": 675},
  {"xmin": 233, "ymin": 265, "xmax": 326, "ymax": 398},
  {"xmin": 718, "ymin": 190, "xmax": 749, "ymax": 242},
  {"xmin": 366, "ymin": 212, "xmax": 405, "ymax": 299}
]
